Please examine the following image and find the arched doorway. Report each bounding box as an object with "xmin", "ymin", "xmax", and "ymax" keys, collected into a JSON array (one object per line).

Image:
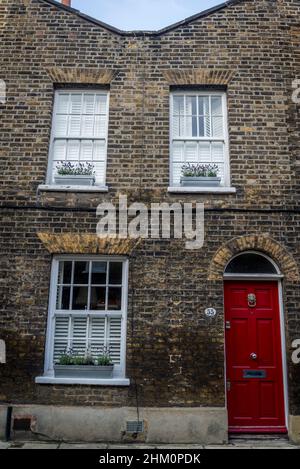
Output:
[{"xmin": 224, "ymin": 251, "xmax": 287, "ymax": 434}]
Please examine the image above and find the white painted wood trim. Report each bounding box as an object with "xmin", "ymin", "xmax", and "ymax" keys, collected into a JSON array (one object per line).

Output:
[
  {"xmin": 38, "ymin": 184, "xmax": 109, "ymax": 192},
  {"xmin": 168, "ymin": 186, "xmax": 236, "ymax": 193},
  {"xmin": 35, "ymin": 376, "xmax": 130, "ymax": 386}
]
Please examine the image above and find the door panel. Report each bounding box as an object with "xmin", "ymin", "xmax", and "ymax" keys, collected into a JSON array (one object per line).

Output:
[{"xmin": 225, "ymin": 281, "xmax": 286, "ymax": 433}]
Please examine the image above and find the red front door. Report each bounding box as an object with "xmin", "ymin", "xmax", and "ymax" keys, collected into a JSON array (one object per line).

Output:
[{"xmin": 224, "ymin": 281, "xmax": 286, "ymax": 433}]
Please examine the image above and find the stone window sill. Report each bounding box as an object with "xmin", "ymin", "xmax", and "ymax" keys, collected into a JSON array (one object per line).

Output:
[
  {"xmin": 37, "ymin": 184, "xmax": 109, "ymax": 193},
  {"xmin": 167, "ymin": 186, "xmax": 236, "ymax": 194},
  {"xmin": 35, "ymin": 376, "xmax": 130, "ymax": 386}
]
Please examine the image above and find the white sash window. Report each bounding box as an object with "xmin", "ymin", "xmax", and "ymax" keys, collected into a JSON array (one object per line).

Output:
[
  {"xmin": 42, "ymin": 257, "xmax": 128, "ymax": 382},
  {"xmin": 47, "ymin": 90, "xmax": 109, "ymax": 186},
  {"xmin": 170, "ymin": 91, "xmax": 230, "ymax": 187}
]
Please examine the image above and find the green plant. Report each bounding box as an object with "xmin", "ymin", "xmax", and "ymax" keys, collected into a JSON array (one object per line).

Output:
[
  {"xmin": 57, "ymin": 349, "xmax": 95, "ymax": 366},
  {"xmin": 96, "ymin": 347, "xmax": 113, "ymax": 366},
  {"xmin": 56, "ymin": 161, "xmax": 95, "ymax": 176},
  {"xmin": 181, "ymin": 163, "xmax": 219, "ymax": 178}
]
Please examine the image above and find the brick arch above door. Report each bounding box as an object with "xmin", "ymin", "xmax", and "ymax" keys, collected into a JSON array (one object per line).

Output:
[{"xmin": 208, "ymin": 234, "xmax": 300, "ymax": 283}]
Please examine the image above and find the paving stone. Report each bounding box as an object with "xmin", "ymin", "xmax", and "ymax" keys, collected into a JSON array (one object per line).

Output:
[
  {"xmin": 22, "ymin": 442, "xmax": 59, "ymax": 449},
  {"xmin": 0, "ymin": 441, "xmax": 10, "ymax": 449},
  {"xmin": 59, "ymin": 443, "xmax": 108, "ymax": 449}
]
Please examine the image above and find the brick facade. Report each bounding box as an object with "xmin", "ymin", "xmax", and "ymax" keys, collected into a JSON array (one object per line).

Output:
[{"xmin": 0, "ymin": 0, "xmax": 300, "ymax": 440}]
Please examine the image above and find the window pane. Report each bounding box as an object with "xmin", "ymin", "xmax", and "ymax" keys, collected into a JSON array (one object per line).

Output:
[
  {"xmin": 83, "ymin": 94, "xmax": 95, "ymax": 114},
  {"xmin": 108, "ymin": 287, "xmax": 122, "ymax": 310},
  {"xmin": 212, "ymin": 116, "xmax": 223, "ymax": 137},
  {"xmin": 73, "ymin": 262, "xmax": 89, "ymax": 284},
  {"xmin": 90, "ymin": 287, "xmax": 106, "ymax": 310},
  {"xmin": 67, "ymin": 140, "xmax": 80, "ymax": 161},
  {"xmin": 58, "ymin": 261, "xmax": 72, "ymax": 284},
  {"xmin": 185, "ymin": 141, "xmax": 198, "ymax": 162},
  {"xmin": 69, "ymin": 115, "xmax": 81, "ymax": 137},
  {"xmin": 72, "ymin": 286, "xmax": 88, "ymax": 310},
  {"xmin": 173, "ymin": 96, "xmax": 184, "ymax": 115},
  {"xmin": 185, "ymin": 96, "xmax": 197, "ymax": 115},
  {"xmin": 95, "ymin": 95, "xmax": 107, "ymax": 114},
  {"xmin": 80, "ymin": 140, "xmax": 94, "ymax": 160},
  {"xmin": 70, "ymin": 94, "xmax": 82, "ymax": 114},
  {"xmin": 53, "ymin": 140, "xmax": 66, "ymax": 161},
  {"xmin": 198, "ymin": 96, "xmax": 209, "ymax": 115},
  {"xmin": 57, "ymin": 94, "xmax": 69, "ymax": 114},
  {"xmin": 211, "ymin": 96, "xmax": 222, "ymax": 116},
  {"xmin": 185, "ymin": 116, "xmax": 197, "ymax": 137},
  {"xmin": 199, "ymin": 141, "xmax": 211, "ymax": 162},
  {"xmin": 55, "ymin": 115, "xmax": 68, "ymax": 137},
  {"xmin": 109, "ymin": 262, "xmax": 123, "ymax": 285},
  {"xmin": 91, "ymin": 262, "xmax": 107, "ymax": 284},
  {"xmin": 94, "ymin": 115, "xmax": 107, "ymax": 138},
  {"xmin": 56, "ymin": 286, "xmax": 70, "ymax": 309},
  {"xmin": 225, "ymin": 254, "xmax": 277, "ymax": 274},
  {"xmin": 211, "ymin": 142, "xmax": 224, "ymax": 162}
]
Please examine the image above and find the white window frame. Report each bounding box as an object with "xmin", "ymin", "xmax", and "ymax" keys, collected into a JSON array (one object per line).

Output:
[
  {"xmin": 46, "ymin": 89, "xmax": 110, "ymax": 188},
  {"xmin": 36, "ymin": 255, "xmax": 129, "ymax": 386},
  {"xmin": 169, "ymin": 90, "xmax": 231, "ymax": 190}
]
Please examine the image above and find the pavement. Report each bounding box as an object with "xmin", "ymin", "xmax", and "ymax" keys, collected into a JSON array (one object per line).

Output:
[{"xmin": 0, "ymin": 438, "xmax": 299, "ymax": 449}]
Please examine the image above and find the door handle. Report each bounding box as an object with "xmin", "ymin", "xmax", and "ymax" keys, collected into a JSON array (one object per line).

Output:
[{"xmin": 250, "ymin": 352, "xmax": 258, "ymax": 360}]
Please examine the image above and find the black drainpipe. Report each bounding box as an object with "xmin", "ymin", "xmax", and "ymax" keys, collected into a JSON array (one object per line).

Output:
[{"xmin": 5, "ymin": 406, "xmax": 13, "ymax": 441}]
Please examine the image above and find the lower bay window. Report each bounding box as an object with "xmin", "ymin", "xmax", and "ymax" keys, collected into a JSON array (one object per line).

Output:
[{"xmin": 36, "ymin": 256, "xmax": 129, "ymax": 385}]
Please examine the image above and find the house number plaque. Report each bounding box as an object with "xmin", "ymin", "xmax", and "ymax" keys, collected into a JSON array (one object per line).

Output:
[{"xmin": 205, "ymin": 308, "xmax": 217, "ymax": 318}]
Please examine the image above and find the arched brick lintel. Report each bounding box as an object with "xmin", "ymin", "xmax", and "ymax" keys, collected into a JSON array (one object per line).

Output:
[{"xmin": 208, "ymin": 234, "xmax": 300, "ymax": 283}]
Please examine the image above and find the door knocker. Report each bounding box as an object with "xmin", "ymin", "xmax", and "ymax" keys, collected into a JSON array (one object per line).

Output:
[{"xmin": 248, "ymin": 293, "xmax": 256, "ymax": 307}]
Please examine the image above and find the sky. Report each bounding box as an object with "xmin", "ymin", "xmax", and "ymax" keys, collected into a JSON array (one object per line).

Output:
[{"xmin": 71, "ymin": 0, "xmax": 223, "ymax": 31}]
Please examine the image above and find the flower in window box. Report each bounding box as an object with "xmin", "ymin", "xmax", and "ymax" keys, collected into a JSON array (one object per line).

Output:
[
  {"xmin": 54, "ymin": 347, "xmax": 114, "ymax": 379},
  {"xmin": 54, "ymin": 162, "xmax": 96, "ymax": 186},
  {"xmin": 180, "ymin": 163, "xmax": 221, "ymax": 187}
]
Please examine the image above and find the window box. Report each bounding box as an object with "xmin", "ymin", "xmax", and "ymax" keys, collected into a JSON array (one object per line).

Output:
[
  {"xmin": 180, "ymin": 176, "xmax": 221, "ymax": 187},
  {"xmin": 54, "ymin": 364, "xmax": 114, "ymax": 379},
  {"xmin": 54, "ymin": 175, "xmax": 95, "ymax": 186}
]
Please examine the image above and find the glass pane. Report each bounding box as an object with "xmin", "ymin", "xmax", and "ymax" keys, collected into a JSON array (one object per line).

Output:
[
  {"xmin": 108, "ymin": 287, "xmax": 122, "ymax": 310},
  {"xmin": 211, "ymin": 96, "xmax": 222, "ymax": 115},
  {"xmin": 83, "ymin": 94, "xmax": 95, "ymax": 114},
  {"xmin": 94, "ymin": 115, "xmax": 107, "ymax": 138},
  {"xmin": 109, "ymin": 262, "xmax": 123, "ymax": 285},
  {"xmin": 172, "ymin": 141, "xmax": 184, "ymax": 162},
  {"xmin": 82, "ymin": 115, "xmax": 94, "ymax": 137},
  {"xmin": 204, "ymin": 115, "xmax": 211, "ymax": 137},
  {"xmin": 67, "ymin": 140, "xmax": 80, "ymax": 161},
  {"xmin": 70, "ymin": 94, "xmax": 82, "ymax": 114},
  {"xmin": 185, "ymin": 141, "xmax": 198, "ymax": 162},
  {"xmin": 198, "ymin": 116, "xmax": 204, "ymax": 137},
  {"xmin": 225, "ymin": 254, "xmax": 277, "ymax": 274},
  {"xmin": 95, "ymin": 95, "xmax": 107, "ymax": 114},
  {"xmin": 69, "ymin": 115, "xmax": 81, "ymax": 137},
  {"xmin": 56, "ymin": 286, "xmax": 70, "ymax": 309},
  {"xmin": 72, "ymin": 286, "xmax": 88, "ymax": 310},
  {"xmin": 185, "ymin": 96, "xmax": 197, "ymax": 115},
  {"xmin": 199, "ymin": 141, "xmax": 211, "ymax": 162},
  {"xmin": 58, "ymin": 261, "xmax": 72, "ymax": 284},
  {"xmin": 185, "ymin": 116, "xmax": 197, "ymax": 137},
  {"xmin": 55, "ymin": 115, "xmax": 68, "ymax": 137},
  {"xmin": 212, "ymin": 116, "xmax": 223, "ymax": 137},
  {"xmin": 91, "ymin": 262, "xmax": 107, "ymax": 284},
  {"xmin": 90, "ymin": 287, "xmax": 106, "ymax": 310},
  {"xmin": 80, "ymin": 140, "xmax": 93, "ymax": 160},
  {"xmin": 198, "ymin": 96, "xmax": 209, "ymax": 115},
  {"xmin": 211, "ymin": 142, "xmax": 224, "ymax": 162},
  {"xmin": 53, "ymin": 140, "xmax": 66, "ymax": 161},
  {"xmin": 173, "ymin": 96, "xmax": 184, "ymax": 115},
  {"xmin": 73, "ymin": 262, "xmax": 89, "ymax": 284},
  {"xmin": 57, "ymin": 94, "xmax": 69, "ymax": 114}
]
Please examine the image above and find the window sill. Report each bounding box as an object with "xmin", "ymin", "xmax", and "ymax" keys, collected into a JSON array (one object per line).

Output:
[
  {"xmin": 167, "ymin": 186, "xmax": 236, "ymax": 194},
  {"xmin": 35, "ymin": 376, "xmax": 130, "ymax": 386},
  {"xmin": 37, "ymin": 184, "xmax": 109, "ymax": 193}
]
